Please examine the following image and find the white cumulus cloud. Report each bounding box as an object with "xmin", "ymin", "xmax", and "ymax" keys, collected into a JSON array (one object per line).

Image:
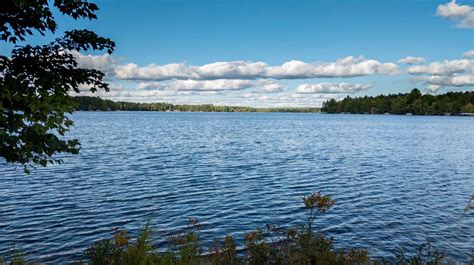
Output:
[
  {"xmin": 259, "ymin": 80, "xmax": 286, "ymax": 93},
  {"xmin": 436, "ymin": 0, "xmax": 474, "ymax": 29},
  {"xmin": 138, "ymin": 79, "xmax": 288, "ymax": 93},
  {"xmin": 265, "ymin": 56, "xmax": 399, "ymax": 79},
  {"xmin": 72, "ymin": 51, "xmax": 117, "ymax": 74},
  {"xmin": 398, "ymin": 56, "xmax": 426, "ymax": 64},
  {"xmin": 464, "ymin": 49, "xmax": 474, "ymax": 58},
  {"xmin": 295, "ymin": 83, "xmax": 372, "ymax": 94},
  {"xmin": 137, "ymin": 79, "xmax": 255, "ymax": 91},
  {"xmin": 417, "ymin": 75, "xmax": 474, "ymax": 88},
  {"xmin": 408, "ymin": 56, "xmax": 474, "ymax": 91},
  {"xmin": 407, "ymin": 59, "xmax": 474, "ymax": 75},
  {"xmin": 113, "ymin": 56, "xmax": 399, "ymax": 81}
]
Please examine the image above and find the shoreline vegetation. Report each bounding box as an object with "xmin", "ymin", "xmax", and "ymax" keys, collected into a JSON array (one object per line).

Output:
[
  {"xmin": 321, "ymin": 89, "xmax": 474, "ymax": 116},
  {"xmin": 2, "ymin": 192, "xmax": 473, "ymax": 265},
  {"xmin": 73, "ymin": 96, "xmax": 320, "ymax": 113},
  {"xmin": 74, "ymin": 89, "xmax": 474, "ymax": 116}
]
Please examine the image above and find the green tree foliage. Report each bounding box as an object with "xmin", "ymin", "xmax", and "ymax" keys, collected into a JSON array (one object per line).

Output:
[
  {"xmin": 0, "ymin": 0, "xmax": 115, "ymax": 171},
  {"xmin": 321, "ymin": 89, "xmax": 474, "ymax": 115},
  {"xmin": 74, "ymin": 96, "xmax": 321, "ymax": 113}
]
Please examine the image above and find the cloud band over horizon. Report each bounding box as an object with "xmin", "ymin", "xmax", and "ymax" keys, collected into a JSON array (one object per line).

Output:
[{"xmin": 69, "ymin": 0, "xmax": 473, "ymax": 107}]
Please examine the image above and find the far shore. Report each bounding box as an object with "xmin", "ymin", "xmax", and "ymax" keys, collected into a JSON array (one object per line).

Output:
[{"xmin": 75, "ymin": 109, "xmax": 474, "ymax": 116}]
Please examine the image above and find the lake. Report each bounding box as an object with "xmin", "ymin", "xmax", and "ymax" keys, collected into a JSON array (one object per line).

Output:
[{"xmin": 1, "ymin": 112, "xmax": 473, "ymax": 263}]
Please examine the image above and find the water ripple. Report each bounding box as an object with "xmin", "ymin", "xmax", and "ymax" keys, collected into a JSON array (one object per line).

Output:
[{"xmin": 0, "ymin": 113, "xmax": 473, "ymax": 264}]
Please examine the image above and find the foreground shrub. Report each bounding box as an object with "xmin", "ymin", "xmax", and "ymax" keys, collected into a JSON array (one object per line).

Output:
[
  {"xmin": 0, "ymin": 248, "xmax": 27, "ymax": 265},
  {"xmin": 80, "ymin": 222, "xmax": 161, "ymax": 265},
  {"xmin": 79, "ymin": 191, "xmax": 372, "ymax": 265},
  {"xmin": 395, "ymin": 240, "xmax": 444, "ymax": 265}
]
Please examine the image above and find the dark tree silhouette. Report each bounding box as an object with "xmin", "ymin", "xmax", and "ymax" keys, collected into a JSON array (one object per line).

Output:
[{"xmin": 0, "ymin": 0, "xmax": 115, "ymax": 172}]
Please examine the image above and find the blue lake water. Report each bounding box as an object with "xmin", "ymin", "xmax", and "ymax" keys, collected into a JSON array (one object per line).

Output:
[{"xmin": 1, "ymin": 112, "xmax": 473, "ymax": 263}]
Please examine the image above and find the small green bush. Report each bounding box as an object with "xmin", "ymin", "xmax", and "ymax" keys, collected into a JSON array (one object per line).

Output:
[
  {"xmin": 395, "ymin": 240, "xmax": 445, "ymax": 265},
  {"xmin": 78, "ymin": 222, "xmax": 161, "ymax": 265},
  {"xmin": 78, "ymin": 191, "xmax": 372, "ymax": 265},
  {"xmin": 0, "ymin": 248, "xmax": 28, "ymax": 265}
]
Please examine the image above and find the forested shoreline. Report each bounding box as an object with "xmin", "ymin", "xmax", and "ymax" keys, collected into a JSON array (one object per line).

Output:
[
  {"xmin": 75, "ymin": 89, "xmax": 474, "ymax": 115},
  {"xmin": 321, "ymin": 89, "xmax": 474, "ymax": 115},
  {"xmin": 73, "ymin": 96, "xmax": 320, "ymax": 112}
]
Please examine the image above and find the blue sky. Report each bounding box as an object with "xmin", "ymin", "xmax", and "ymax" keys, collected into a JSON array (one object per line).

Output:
[
  {"xmin": 90, "ymin": 0, "xmax": 471, "ymax": 64},
  {"xmin": 7, "ymin": 0, "xmax": 474, "ymax": 107}
]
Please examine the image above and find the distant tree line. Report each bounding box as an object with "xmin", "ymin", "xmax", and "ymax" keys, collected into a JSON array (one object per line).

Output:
[
  {"xmin": 321, "ymin": 89, "xmax": 474, "ymax": 115},
  {"xmin": 73, "ymin": 96, "xmax": 320, "ymax": 113}
]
